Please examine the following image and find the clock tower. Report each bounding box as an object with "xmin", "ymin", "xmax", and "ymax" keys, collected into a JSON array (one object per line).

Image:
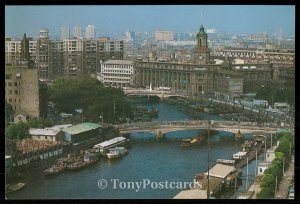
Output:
[{"xmin": 194, "ymin": 24, "xmax": 210, "ymax": 65}]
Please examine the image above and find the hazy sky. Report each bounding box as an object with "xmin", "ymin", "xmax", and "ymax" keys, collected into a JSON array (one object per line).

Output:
[{"xmin": 5, "ymin": 5, "xmax": 295, "ymax": 38}]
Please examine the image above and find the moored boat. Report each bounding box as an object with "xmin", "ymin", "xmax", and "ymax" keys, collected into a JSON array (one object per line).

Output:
[
  {"xmin": 232, "ymin": 151, "xmax": 247, "ymax": 160},
  {"xmin": 190, "ymin": 135, "xmax": 204, "ymax": 144},
  {"xmin": 44, "ymin": 161, "xmax": 66, "ymax": 176},
  {"xmin": 106, "ymin": 147, "xmax": 128, "ymax": 159},
  {"xmin": 66, "ymin": 160, "xmax": 86, "ymax": 170},
  {"xmin": 6, "ymin": 182, "xmax": 26, "ymax": 194}
]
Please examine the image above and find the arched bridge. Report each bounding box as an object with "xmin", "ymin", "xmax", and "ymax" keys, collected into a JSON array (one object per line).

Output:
[
  {"xmin": 114, "ymin": 120, "xmax": 279, "ymax": 139},
  {"xmin": 123, "ymin": 88, "xmax": 186, "ymax": 99}
]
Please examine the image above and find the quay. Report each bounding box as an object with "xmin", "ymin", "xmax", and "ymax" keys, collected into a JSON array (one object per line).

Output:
[{"xmin": 174, "ymin": 135, "xmax": 270, "ymax": 199}]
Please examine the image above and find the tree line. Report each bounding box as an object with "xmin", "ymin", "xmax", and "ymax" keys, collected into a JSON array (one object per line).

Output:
[{"xmin": 257, "ymin": 132, "xmax": 293, "ymax": 199}]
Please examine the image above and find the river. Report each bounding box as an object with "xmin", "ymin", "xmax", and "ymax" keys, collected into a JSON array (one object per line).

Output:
[{"xmin": 8, "ymin": 101, "xmax": 264, "ymax": 199}]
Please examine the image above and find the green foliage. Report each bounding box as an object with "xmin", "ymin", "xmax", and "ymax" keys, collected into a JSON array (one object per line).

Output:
[
  {"xmin": 260, "ymin": 174, "xmax": 275, "ymax": 189},
  {"xmin": 27, "ymin": 118, "xmax": 53, "ymax": 128},
  {"xmin": 255, "ymin": 87, "xmax": 294, "ymax": 106},
  {"xmin": 48, "ymin": 76, "xmax": 132, "ymax": 123},
  {"xmin": 5, "ymin": 118, "xmax": 53, "ymax": 141},
  {"xmin": 257, "ymin": 186, "xmax": 274, "ymax": 199},
  {"xmin": 5, "ymin": 122, "xmax": 29, "ymax": 141},
  {"xmin": 258, "ymin": 132, "xmax": 293, "ymax": 198}
]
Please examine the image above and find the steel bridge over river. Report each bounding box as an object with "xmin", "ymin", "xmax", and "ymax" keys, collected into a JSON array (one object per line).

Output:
[{"xmin": 114, "ymin": 120, "xmax": 278, "ymax": 139}]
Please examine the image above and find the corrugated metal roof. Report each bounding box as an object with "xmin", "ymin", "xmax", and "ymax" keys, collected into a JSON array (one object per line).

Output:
[
  {"xmin": 51, "ymin": 124, "xmax": 73, "ymax": 130},
  {"xmin": 62, "ymin": 123, "xmax": 101, "ymax": 135}
]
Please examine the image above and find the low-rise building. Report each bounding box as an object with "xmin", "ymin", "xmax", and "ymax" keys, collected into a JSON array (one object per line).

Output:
[
  {"xmin": 62, "ymin": 122, "xmax": 102, "ymax": 143},
  {"xmin": 29, "ymin": 128, "xmax": 65, "ymax": 142},
  {"xmin": 13, "ymin": 112, "xmax": 29, "ymax": 124}
]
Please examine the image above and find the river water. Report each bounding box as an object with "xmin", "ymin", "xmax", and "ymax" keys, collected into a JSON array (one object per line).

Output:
[{"xmin": 8, "ymin": 101, "xmax": 264, "ymax": 199}]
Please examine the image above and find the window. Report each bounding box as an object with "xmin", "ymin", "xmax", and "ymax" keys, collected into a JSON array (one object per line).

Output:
[{"xmin": 5, "ymin": 74, "xmax": 11, "ymax": 79}]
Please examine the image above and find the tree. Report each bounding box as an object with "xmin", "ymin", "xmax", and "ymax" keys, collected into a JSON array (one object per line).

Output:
[
  {"xmin": 260, "ymin": 174, "xmax": 275, "ymax": 189},
  {"xmin": 48, "ymin": 76, "xmax": 132, "ymax": 123},
  {"xmin": 5, "ymin": 118, "xmax": 54, "ymax": 141},
  {"xmin": 27, "ymin": 118, "xmax": 53, "ymax": 128},
  {"xmin": 5, "ymin": 122, "xmax": 29, "ymax": 141},
  {"xmin": 257, "ymin": 186, "xmax": 274, "ymax": 199}
]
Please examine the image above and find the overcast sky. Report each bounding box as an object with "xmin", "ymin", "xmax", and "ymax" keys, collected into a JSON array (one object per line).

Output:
[{"xmin": 5, "ymin": 5, "xmax": 295, "ymax": 38}]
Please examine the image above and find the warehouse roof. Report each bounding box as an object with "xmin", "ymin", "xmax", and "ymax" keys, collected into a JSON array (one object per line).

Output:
[
  {"xmin": 204, "ymin": 163, "xmax": 236, "ymax": 179},
  {"xmin": 63, "ymin": 123, "xmax": 101, "ymax": 135}
]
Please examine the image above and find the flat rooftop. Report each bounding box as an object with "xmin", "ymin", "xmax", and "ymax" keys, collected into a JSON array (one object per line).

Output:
[
  {"xmin": 173, "ymin": 189, "xmax": 207, "ymax": 199},
  {"xmin": 204, "ymin": 163, "xmax": 236, "ymax": 179},
  {"xmin": 103, "ymin": 60, "xmax": 133, "ymax": 65}
]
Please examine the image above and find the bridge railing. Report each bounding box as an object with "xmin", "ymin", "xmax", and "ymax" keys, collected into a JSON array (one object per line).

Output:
[{"xmin": 115, "ymin": 120, "xmax": 281, "ymax": 130}]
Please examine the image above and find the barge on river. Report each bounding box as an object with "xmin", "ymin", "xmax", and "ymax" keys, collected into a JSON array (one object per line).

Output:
[{"xmin": 93, "ymin": 137, "xmax": 130, "ymax": 155}]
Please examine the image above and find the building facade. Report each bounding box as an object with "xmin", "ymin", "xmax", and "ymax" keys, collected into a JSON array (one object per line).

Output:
[
  {"xmin": 60, "ymin": 26, "xmax": 70, "ymax": 40},
  {"xmin": 155, "ymin": 31, "xmax": 173, "ymax": 41},
  {"xmin": 5, "ymin": 34, "xmax": 47, "ymax": 119},
  {"xmin": 133, "ymin": 25, "xmax": 274, "ymax": 95},
  {"xmin": 73, "ymin": 25, "xmax": 83, "ymax": 38},
  {"xmin": 5, "ymin": 31, "xmax": 124, "ymax": 80},
  {"xmin": 86, "ymin": 25, "xmax": 95, "ymax": 39},
  {"xmin": 99, "ymin": 60, "xmax": 134, "ymax": 87}
]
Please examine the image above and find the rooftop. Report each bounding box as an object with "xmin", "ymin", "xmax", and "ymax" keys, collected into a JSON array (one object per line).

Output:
[
  {"xmin": 103, "ymin": 60, "xmax": 133, "ymax": 65},
  {"xmin": 94, "ymin": 137, "xmax": 127, "ymax": 148},
  {"xmin": 173, "ymin": 189, "xmax": 207, "ymax": 199},
  {"xmin": 204, "ymin": 163, "xmax": 236, "ymax": 179},
  {"xmin": 63, "ymin": 123, "xmax": 101, "ymax": 135},
  {"xmin": 51, "ymin": 124, "xmax": 73, "ymax": 130},
  {"xmin": 29, "ymin": 128, "xmax": 61, "ymax": 136}
]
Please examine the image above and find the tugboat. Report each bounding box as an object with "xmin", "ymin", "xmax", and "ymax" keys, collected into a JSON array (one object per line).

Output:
[
  {"xmin": 44, "ymin": 160, "xmax": 66, "ymax": 176},
  {"xmin": 106, "ymin": 147, "xmax": 128, "ymax": 159},
  {"xmin": 6, "ymin": 182, "xmax": 26, "ymax": 194},
  {"xmin": 83, "ymin": 153, "xmax": 98, "ymax": 166},
  {"xmin": 66, "ymin": 158, "xmax": 87, "ymax": 171}
]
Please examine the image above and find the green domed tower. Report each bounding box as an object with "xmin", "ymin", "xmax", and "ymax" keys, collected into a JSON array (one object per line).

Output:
[{"xmin": 194, "ymin": 24, "xmax": 210, "ymax": 65}]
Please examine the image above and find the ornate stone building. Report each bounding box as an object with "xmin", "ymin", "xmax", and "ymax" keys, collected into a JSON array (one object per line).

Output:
[{"xmin": 133, "ymin": 24, "xmax": 274, "ymax": 95}]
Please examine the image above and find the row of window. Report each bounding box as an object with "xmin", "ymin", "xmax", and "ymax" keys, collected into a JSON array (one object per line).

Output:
[
  {"xmin": 103, "ymin": 74, "xmax": 132, "ymax": 78},
  {"xmin": 103, "ymin": 78, "xmax": 132, "ymax": 82},
  {"xmin": 102, "ymin": 70, "xmax": 132, "ymax": 74}
]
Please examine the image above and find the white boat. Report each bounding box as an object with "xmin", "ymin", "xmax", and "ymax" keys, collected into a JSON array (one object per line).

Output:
[
  {"xmin": 106, "ymin": 147, "xmax": 128, "ymax": 159},
  {"xmin": 233, "ymin": 151, "xmax": 247, "ymax": 160},
  {"xmin": 6, "ymin": 182, "xmax": 26, "ymax": 194}
]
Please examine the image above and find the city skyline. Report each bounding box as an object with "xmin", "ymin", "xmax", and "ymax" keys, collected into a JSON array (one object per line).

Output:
[{"xmin": 5, "ymin": 5, "xmax": 295, "ymax": 39}]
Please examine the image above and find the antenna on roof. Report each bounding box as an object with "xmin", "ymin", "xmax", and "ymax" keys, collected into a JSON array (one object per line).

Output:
[{"xmin": 201, "ymin": 12, "xmax": 203, "ymax": 24}]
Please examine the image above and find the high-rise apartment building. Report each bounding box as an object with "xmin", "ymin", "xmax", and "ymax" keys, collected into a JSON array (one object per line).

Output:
[
  {"xmin": 5, "ymin": 28, "xmax": 124, "ymax": 79},
  {"xmin": 5, "ymin": 34, "xmax": 47, "ymax": 119},
  {"xmin": 36, "ymin": 28, "xmax": 53, "ymax": 80},
  {"xmin": 63, "ymin": 38, "xmax": 84, "ymax": 77},
  {"xmin": 86, "ymin": 25, "xmax": 95, "ymax": 39},
  {"xmin": 73, "ymin": 25, "xmax": 83, "ymax": 38},
  {"xmin": 155, "ymin": 31, "xmax": 173, "ymax": 41},
  {"xmin": 60, "ymin": 26, "xmax": 70, "ymax": 40}
]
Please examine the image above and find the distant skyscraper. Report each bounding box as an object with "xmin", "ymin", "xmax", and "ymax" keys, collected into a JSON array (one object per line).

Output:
[
  {"xmin": 73, "ymin": 25, "xmax": 83, "ymax": 38},
  {"xmin": 86, "ymin": 25, "xmax": 95, "ymax": 39},
  {"xmin": 60, "ymin": 26, "xmax": 70, "ymax": 40},
  {"xmin": 155, "ymin": 31, "xmax": 173, "ymax": 41}
]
